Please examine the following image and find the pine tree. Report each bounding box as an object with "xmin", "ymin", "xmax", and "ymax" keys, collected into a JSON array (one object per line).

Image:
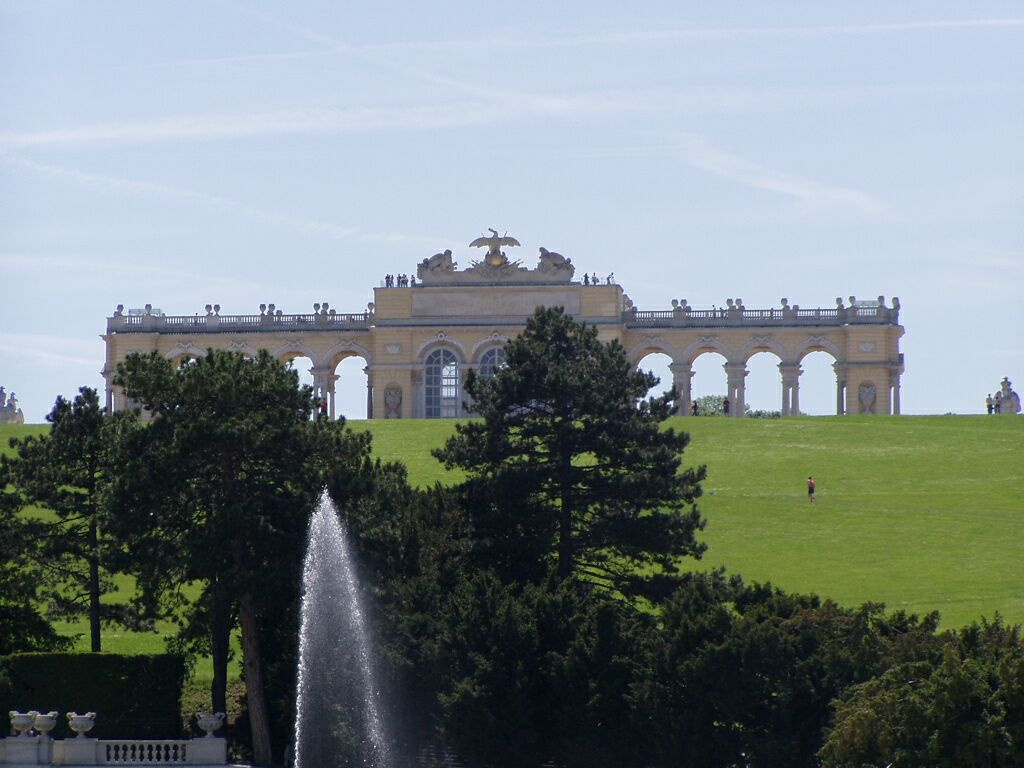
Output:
[
  {"xmin": 4, "ymin": 387, "xmax": 141, "ymax": 651},
  {"xmin": 434, "ymin": 306, "xmax": 706, "ymax": 598}
]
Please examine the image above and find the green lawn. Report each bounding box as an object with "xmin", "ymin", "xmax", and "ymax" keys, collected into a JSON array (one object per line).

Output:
[
  {"xmin": 352, "ymin": 415, "xmax": 1023, "ymax": 628},
  {"xmin": 4, "ymin": 415, "xmax": 1022, "ymax": 652}
]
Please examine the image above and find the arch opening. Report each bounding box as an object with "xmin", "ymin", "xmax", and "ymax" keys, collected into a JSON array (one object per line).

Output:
[
  {"xmin": 798, "ymin": 350, "xmax": 839, "ymax": 416},
  {"xmin": 332, "ymin": 355, "xmax": 370, "ymax": 420},
  {"xmin": 636, "ymin": 352, "xmax": 673, "ymax": 402},
  {"xmin": 282, "ymin": 354, "xmax": 315, "ymax": 390},
  {"xmin": 744, "ymin": 351, "xmax": 784, "ymax": 416},
  {"xmin": 690, "ymin": 351, "xmax": 729, "ymax": 414},
  {"xmin": 281, "ymin": 355, "xmax": 316, "ymax": 419}
]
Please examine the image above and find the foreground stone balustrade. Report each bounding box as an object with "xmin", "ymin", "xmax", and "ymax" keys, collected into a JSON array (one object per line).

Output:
[
  {"xmin": 2, "ymin": 737, "xmax": 227, "ymax": 767},
  {"xmin": 3, "ymin": 712, "xmax": 229, "ymax": 767}
]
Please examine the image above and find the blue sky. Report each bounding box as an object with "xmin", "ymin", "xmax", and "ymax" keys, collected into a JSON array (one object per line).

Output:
[{"xmin": 2, "ymin": 1, "xmax": 1022, "ymax": 420}]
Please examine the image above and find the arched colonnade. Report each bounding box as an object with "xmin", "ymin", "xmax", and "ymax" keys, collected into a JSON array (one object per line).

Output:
[
  {"xmin": 625, "ymin": 330, "xmax": 897, "ymax": 416},
  {"xmin": 103, "ymin": 336, "xmax": 374, "ymax": 420}
]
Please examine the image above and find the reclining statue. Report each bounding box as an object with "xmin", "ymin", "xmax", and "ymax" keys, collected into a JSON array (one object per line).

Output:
[
  {"xmin": 418, "ymin": 249, "xmax": 457, "ymax": 279},
  {"xmin": 536, "ymin": 246, "xmax": 575, "ymax": 277}
]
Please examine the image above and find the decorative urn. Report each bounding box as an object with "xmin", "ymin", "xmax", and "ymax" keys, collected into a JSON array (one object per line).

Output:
[
  {"xmin": 34, "ymin": 711, "xmax": 59, "ymax": 737},
  {"xmin": 9, "ymin": 711, "xmax": 38, "ymax": 736},
  {"xmin": 195, "ymin": 711, "xmax": 225, "ymax": 737},
  {"xmin": 66, "ymin": 711, "xmax": 96, "ymax": 738}
]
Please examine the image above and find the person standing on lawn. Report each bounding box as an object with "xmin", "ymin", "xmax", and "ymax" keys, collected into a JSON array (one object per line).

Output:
[{"xmin": 807, "ymin": 475, "xmax": 816, "ymax": 502}]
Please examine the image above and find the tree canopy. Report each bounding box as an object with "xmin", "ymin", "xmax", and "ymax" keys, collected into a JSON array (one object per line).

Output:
[
  {"xmin": 434, "ymin": 306, "xmax": 706, "ymax": 597},
  {"xmin": 111, "ymin": 349, "xmax": 367, "ymax": 765}
]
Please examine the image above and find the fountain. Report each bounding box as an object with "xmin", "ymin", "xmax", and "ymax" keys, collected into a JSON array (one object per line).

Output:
[{"xmin": 294, "ymin": 493, "xmax": 392, "ymax": 768}]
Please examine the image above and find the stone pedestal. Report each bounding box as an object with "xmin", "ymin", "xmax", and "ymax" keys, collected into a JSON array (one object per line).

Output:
[
  {"xmin": 3, "ymin": 735, "xmax": 44, "ymax": 767},
  {"xmin": 51, "ymin": 737, "xmax": 98, "ymax": 765},
  {"xmin": 190, "ymin": 737, "xmax": 227, "ymax": 765}
]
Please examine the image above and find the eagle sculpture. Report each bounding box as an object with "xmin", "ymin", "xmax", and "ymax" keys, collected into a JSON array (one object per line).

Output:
[{"xmin": 470, "ymin": 228, "xmax": 521, "ymax": 267}]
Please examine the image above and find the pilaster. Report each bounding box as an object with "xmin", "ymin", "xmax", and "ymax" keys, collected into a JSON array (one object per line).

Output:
[
  {"xmin": 669, "ymin": 362, "xmax": 694, "ymax": 415},
  {"xmin": 779, "ymin": 362, "xmax": 801, "ymax": 416},
  {"xmin": 724, "ymin": 363, "xmax": 748, "ymax": 417}
]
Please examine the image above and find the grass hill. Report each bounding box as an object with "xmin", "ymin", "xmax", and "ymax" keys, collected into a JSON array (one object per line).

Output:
[
  {"xmin": 3, "ymin": 414, "xmax": 1021, "ymax": 652},
  {"xmin": 351, "ymin": 415, "xmax": 1023, "ymax": 629}
]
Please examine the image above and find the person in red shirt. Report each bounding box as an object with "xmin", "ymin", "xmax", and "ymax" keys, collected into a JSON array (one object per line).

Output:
[{"xmin": 807, "ymin": 475, "xmax": 816, "ymax": 502}]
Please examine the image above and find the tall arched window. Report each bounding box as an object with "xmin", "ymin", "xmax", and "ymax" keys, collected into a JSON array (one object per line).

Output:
[
  {"xmin": 478, "ymin": 347, "xmax": 507, "ymax": 378},
  {"xmin": 425, "ymin": 348, "xmax": 461, "ymax": 418}
]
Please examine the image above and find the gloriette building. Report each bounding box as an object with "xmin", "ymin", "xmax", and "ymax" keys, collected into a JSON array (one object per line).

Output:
[{"xmin": 102, "ymin": 232, "xmax": 905, "ymax": 419}]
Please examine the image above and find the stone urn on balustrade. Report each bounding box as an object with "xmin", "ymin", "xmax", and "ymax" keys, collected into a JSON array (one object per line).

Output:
[
  {"xmin": 8, "ymin": 711, "xmax": 38, "ymax": 736},
  {"xmin": 196, "ymin": 711, "xmax": 225, "ymax": 737},
  {"xmin": 66, "ymin": 711, "xmax": 96, "ymax": 738},
  {"xmin": 33, "ymin": 711, "xmax": 59, "ymax": 738}
]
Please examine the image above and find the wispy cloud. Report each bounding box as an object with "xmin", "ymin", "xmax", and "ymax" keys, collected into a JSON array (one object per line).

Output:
[
  {"xmin": 671, "ymin": 133, "xmax": 888, "ymax": 216},
  {"xmin": 501, "ymin": 17, "xmax": 1024, "ymax": 50},
  {"xmin": 0, "ymin": 154, "xmax": 444, "ymax": 249},
  {"xmin": 0, "ymin": 333, "xmax": 100, "ymax": 369},
  {"xmin": 0, "ymin": 251, "xmax": 265, "ymax": 297},
  {"xmin": 0, "ymin": 89, "xmax": 651, "ymax": 149},
  {"xmin": 2, "ymin": 153, "xmax": 350, "ymax": 239},
  {"xmin": 172, "ymin": 17, "xmax": 1024, "ymax": 61}
]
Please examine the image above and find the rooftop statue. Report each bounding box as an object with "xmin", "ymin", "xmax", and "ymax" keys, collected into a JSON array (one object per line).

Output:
[
  {"xmin": 470, "ymin": 228, "xmax": 521, "ymax": 267},
  {"xmin": 999, "ymin": 377, "xmax": 1020, "ymax": 414},
  {"xmin": 417, "ymin": 249, "xmax": 457, "ymax": 279},
  {"xmin": 536, "ymin": 246, "xmax": 575, "ymax": 278},
  {"xmin": 0, "ymin": 387, "xmax": 24, "ymax": 425}
]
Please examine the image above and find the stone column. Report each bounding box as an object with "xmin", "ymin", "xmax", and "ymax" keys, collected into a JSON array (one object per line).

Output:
[
  {"xmin": 833, "ymin": 363, "xmax": 846, "ymax": 415},
  {"xmin": 779, "ymin": 363, "xmax": 803, "ymax": 416},
  {"xmin": 329, "ymin": 373, "xmax": 339, "ymax": 420},
  {"xmin": 102, "ymin": 366, "xmax": 115, "ymax": 412},
  {"xmin": 891, "ymin": 369, "xmax": 902, "ymax": 415},
  {"xmin": 669, "ymin": 362, "xmax": 694, "ymax": 414},
  {"xmin": 310, "ymin": 366, "xmax": 332, "ymax": 417},
  {"xmin": 724, "ymin": 363, "xmax": 748, "ymax": 417},
  {"xmin": 364, "ymin": 366, "xmax": 373, "ymax": 419},
  {"xmin": 411, "ymin": 368, "xmax": 424, "ymax": 419}
]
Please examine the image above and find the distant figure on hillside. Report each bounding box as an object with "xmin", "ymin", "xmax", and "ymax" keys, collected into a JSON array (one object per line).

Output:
[
  {"xmin": 807, "ymin": 475, "xmax": 816, "ymax": 502},
  {"xmin": 986, "ymin": 394, "xmax": 994, "ymax": 414},
  {"xmin": 722, "ymin": 397, "xmax": 730, "ymax": 415},
  {"xmin": 691, "ymin": 401, "xmax": 699, "ymax": 416}
]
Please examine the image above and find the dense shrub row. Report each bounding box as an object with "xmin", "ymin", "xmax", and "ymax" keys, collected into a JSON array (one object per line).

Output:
[{"xmin": 0, "ymin": 653, "xmax": 186, "ymax": 739}]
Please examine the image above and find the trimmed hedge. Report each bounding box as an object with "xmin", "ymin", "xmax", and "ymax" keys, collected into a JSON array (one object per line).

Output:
[{"xmin": 0, "ymin": 653, "xmax": 186, "ymax": 739}]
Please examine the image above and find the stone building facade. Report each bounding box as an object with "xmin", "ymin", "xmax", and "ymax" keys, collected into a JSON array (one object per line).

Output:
[{"xmin": 102, "ymin": 238, "xmax": 904, "ymax": 419}]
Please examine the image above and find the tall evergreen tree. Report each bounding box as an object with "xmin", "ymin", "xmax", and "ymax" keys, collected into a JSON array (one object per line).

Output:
[
  {"xmin": 3, "ymin": 387, "xmax": 141, "ymax": 651},
  {"xmin": 434, "ymin": 306, "xmax": 706, "ymax": 597}
]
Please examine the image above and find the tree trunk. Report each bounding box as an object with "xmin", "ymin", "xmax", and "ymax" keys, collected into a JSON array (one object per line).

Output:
[
  {"xmin": 239, "ymin": 590, "xmax": 274, "ymax": 767},
  {"xmin": 88, "ymin": 516, "xmax": 102, "ymax": 652},
  {"xmin": 557, "ymin": 450, "xmax": 574, "ymax": 581},
  {"xmin": 210, "ymin": 580, "xmax": 231, "ymax": 718}
]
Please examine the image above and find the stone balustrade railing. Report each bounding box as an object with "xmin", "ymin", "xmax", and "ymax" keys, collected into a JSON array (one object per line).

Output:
[
  {"xmin": 108, "ymin": 310, "xmax": 372, "ymax": 334},
  {"xmin": 1, "ymin": 738, "xmax": 226, "ymax": 767},
  {"xmin": 100, "ymin": 741, "xmax": 191, "ymax": 764},
  {"xmin": 625, "ymin": 302, "xmax": 900, "ymax": 328}
]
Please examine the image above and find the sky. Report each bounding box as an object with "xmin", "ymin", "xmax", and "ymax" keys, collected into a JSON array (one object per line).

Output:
[{"xmin": 2, "ymin": 1, "xmax": 1022, "ymax": 421}]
